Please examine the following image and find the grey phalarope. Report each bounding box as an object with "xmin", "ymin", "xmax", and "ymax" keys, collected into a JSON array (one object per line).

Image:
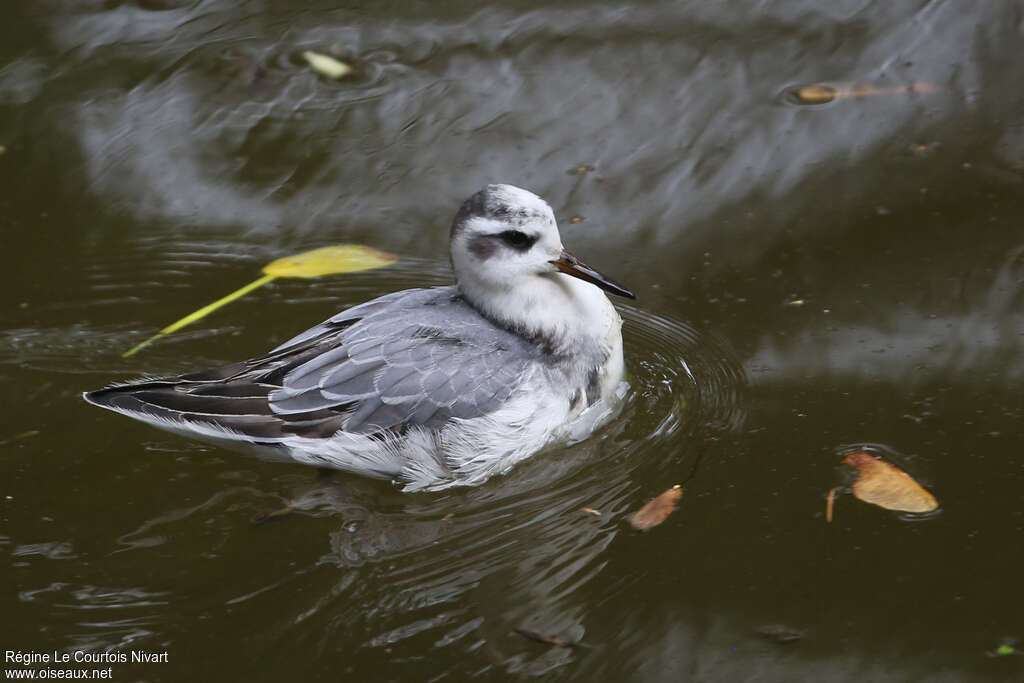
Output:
[{"xmin": 85, "ymin": 184, "xmax": 635, "ymax": 491}]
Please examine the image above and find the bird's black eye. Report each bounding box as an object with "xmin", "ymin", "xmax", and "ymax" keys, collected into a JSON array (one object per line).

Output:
[{"xmin": 496, "ymin": 230, "xmax": 536, "ymax": 251}]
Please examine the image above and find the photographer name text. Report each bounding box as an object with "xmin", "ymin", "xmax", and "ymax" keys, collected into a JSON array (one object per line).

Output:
[{"xmin": 5, "ymin": 651, "xmax": 168, "ymax": 666}]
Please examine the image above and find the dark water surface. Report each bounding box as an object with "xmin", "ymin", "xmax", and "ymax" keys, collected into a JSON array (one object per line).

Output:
[{"xmin": 2, "ymin": 1, "xmax": 1023, "ymax": 680}]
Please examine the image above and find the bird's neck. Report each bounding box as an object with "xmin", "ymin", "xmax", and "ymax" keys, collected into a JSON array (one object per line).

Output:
[{"xmin": 458, "ymin": 273, "xmax": 619, "ymax": 357}]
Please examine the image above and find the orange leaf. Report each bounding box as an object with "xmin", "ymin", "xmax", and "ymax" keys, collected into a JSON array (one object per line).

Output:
[
  {"xmin": 630, "ymin": 485, "xmax": 683, "ymax": 531},
  {"xmin": 795, "ymin": 84, "xmax": 836, "ymax": 104},
  {"xmin": 826, "ymin": 487, "xmax": 836, "ymax": 523},
  {"xmin": 841, "ymin": 451, "xmax": 938, "ymax": 513}
]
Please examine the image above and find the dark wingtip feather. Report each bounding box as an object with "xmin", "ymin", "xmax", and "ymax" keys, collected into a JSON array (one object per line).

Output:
[
  {"xmin": 83, "ymin": 387, "xmax": 120, "ymax": 409},
  {"xmin": 84, "ymin": 380, "xmax": 168, "ymax": 406},
  {"xmin": 83, "ymin": 381, "xmax": 351, "ymax": 441},
  {"xmin": 83, "ymin": 385, "xmax": 161, "ymax": 415}
]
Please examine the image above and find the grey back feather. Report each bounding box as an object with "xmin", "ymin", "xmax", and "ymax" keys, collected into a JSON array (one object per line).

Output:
[
  {"xmin": 85, "ymin": 286, "xmax": 549, "ymax": 443},
  {"xmin": 268, "ymin": 287, "xmax": 546, "ymax": 433}
]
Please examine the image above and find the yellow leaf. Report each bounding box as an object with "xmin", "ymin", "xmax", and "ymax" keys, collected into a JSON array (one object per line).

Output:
[
  {"xmin": 842, "ymin": 451, "xmax": 938, "ymax": 513},
  {"xmin": 794, "ymin": 82, "xmax": 940, "ymax": 105},
  {"xmin": 263, "ymin": 245, "xmax": 397, "ymax": 279},
  {"xmin": 303, "ymin": 51, "xmax": 353, "ymax": 79},
  {"xmin": 123, "ymin": 244, "xmax": 397, "ymax": 357}
]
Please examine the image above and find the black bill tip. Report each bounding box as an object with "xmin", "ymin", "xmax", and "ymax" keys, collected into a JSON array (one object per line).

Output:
[{"xmin": 550, "ymin": 249, "xmax": 636, "ymax": 300}]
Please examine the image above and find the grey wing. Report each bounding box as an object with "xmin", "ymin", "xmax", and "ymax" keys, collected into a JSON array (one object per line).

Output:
[
  {"xmin": 84, "ymin": 287, "xmax": 541, "ymax": 443},
  {"xmin": 268, "ymin": 288, "xmax": 419, "ymax": 353},
  {"xmin": 268, "ymin": 291, "xmax": 541, "ymax": 434}
]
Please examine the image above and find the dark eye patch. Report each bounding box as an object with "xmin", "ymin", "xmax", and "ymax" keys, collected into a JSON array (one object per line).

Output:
[{"xmin": 496, "ymin": 230, "xmax": 537, "ymax": 252}]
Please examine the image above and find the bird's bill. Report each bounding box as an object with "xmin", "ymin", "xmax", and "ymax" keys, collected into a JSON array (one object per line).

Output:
[{"xmin": 550, "ymin": 249, "xmax": 636, "ymax": 300}]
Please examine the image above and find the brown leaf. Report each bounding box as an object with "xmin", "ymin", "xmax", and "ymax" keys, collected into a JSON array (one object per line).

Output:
[
  {"xmin": 513, "ymin": 628, "xmax": 579, "ymax": 649},
  {"xmin": 841, "ymin": 451, "xmax": 938, "ymax": 513},
  {"xmin": 630, "ymin": 485, "xmax": 683, "ymax": 531},
  {"xmin": 826, "ymin": 487, "xmax": 836, "ymax": 523},
  {"xmin": 794, "ymin": 82, "xmax": 940, "ymax": 104},
  {"xmin": 795, "ymin": 84, "xmax": 836, "ymax": 104}
]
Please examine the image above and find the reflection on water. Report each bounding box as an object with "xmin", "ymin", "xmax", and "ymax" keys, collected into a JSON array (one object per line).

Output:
[
  {"xmin": 748, "ymin": 245, "xmax": 1024, "ymax": 383},
  {"xmin": 3, "ymin": 0, "xmax": 1024, "ymax": 680}
]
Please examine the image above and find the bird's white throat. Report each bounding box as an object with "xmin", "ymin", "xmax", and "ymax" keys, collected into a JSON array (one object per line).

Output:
[{"xmin": 457, "ymin": 270, "xmax": 620, "ymax": 355}]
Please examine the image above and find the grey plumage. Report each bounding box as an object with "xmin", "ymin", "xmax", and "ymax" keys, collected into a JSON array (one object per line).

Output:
[
  {"xmin": 84, "ymin": 184, "xmax": 630, "ymax": 490},
  {"xmin": 86, "ymin": 287, "xmax": 550, "ymax": 441},
  {"xmin": 269, "ymin": 287, "xmax": 549, "ymax": 432}
]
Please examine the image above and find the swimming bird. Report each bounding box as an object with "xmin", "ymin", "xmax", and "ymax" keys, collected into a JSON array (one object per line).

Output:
[{"xmin": 84, "ymin": 184, "xmax": 635, "ymax": 491}]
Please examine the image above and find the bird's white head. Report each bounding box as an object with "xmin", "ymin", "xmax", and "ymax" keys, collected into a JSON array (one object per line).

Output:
[{"xmin": 449, "ymin": 184, "xmax": 633, "ymax": 347}]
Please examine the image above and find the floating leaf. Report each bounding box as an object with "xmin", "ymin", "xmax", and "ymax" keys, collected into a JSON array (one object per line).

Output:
[
  {"xmin": 841, "ymin": 451, "xmax": 938, "ymax": 513},
  {"xmin": 795, "ymin": 84, "xmax": 837, "ymax": 104},
  {"xmin": 794, "ymin": 82, "xmax": 939, "ymax": 105},
  {"xmin": 581, "ymin": 507, "xmax": 601, "ymax": 516},
  {"xmin": 262, "ymin": 245, "xmax": 396, "ymax": 279},
  {"xmin": 995, "ymin": 644, "xmax": 1016, "ymax": 656},
  {"xmin": 123, "ymin": 244, "xmax": 397, "ymax": 357},
  {"xmin": 513, "ymin": 629, "xmax": 579, "ymax": 649},
  {"xmin": 825, "ymin": 487, "xmax": 836, "ymax": 523},
  {"xmin": 303, "ymin": 51, "xmax": 353, "ymax": 79},
  {"xmin": 630, "ymin": 485, "xmax": 682, "ymax": 531}
]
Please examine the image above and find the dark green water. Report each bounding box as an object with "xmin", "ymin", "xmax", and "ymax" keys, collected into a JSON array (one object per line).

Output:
[{"xmin": 2, "ymin": 1, "xmax": 1023, "ymax": 681}]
